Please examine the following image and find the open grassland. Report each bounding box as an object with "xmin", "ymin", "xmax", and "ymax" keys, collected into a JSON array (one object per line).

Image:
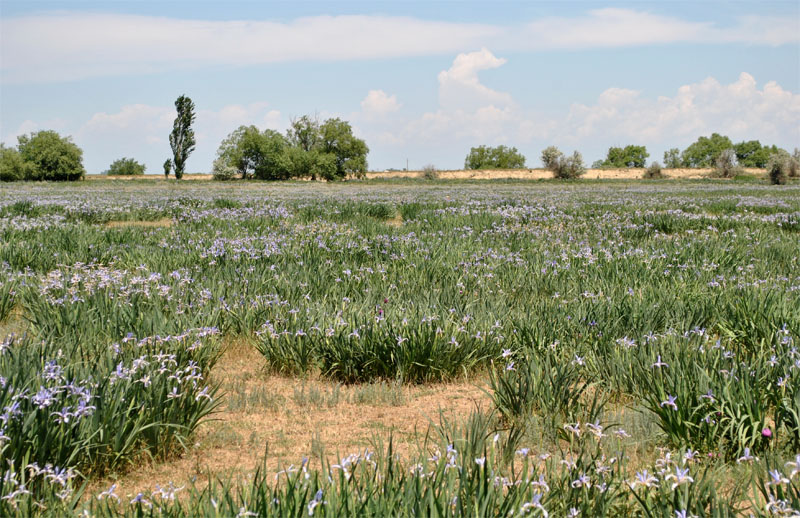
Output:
[{"xmin": 1, "ymin": 179, "xmax": 799, "ymax": 516}]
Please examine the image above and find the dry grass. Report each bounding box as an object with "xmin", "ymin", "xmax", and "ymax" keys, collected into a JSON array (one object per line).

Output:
[
  {"xmin": 104, "ymin": 218, "xmax": 173, "ymax": 229},
  {"xmin": 88, "ymin": 338, "xmax": 490, "ymax": 499}
]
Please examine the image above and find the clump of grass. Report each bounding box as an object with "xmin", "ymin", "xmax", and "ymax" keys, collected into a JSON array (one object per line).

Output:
[{"xmin": 642, "ymin": 162, "xmax": 666, "ymax": 179}]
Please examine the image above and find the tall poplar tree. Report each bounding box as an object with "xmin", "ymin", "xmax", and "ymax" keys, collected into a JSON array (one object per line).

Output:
[{"xmin": 169, "ymin": 95, "xmax": 196, "ymax": 180}]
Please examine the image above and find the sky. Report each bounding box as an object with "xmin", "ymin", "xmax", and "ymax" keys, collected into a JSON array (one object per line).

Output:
[{"xmin": 1, "ymin": 0, "xmax": 799, "ymax": 173}]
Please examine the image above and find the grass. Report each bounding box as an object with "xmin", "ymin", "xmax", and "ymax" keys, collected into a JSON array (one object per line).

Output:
[{"xmin": 0, "ymin": 179, "xmax": 798, "ymax": 516}]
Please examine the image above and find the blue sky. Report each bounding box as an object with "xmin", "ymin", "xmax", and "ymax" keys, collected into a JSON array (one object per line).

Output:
[{"xmin": 1, "ymin": 1, "xmax": 798, "ymax": 173}]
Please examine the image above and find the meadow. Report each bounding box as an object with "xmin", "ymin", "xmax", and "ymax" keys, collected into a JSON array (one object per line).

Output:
[{"xmin": 0, "ymin": 178, "xmax": 799, "ymax": 517}]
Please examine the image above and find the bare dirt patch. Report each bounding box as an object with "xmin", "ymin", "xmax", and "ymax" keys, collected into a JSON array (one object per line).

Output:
[
  {"xmin": 105, "ymin": 218, "xmax": 173, "ymax": 229},
  {"xmin": 89, "ymin": 339, "xmax": 490, "ymax": 499}
]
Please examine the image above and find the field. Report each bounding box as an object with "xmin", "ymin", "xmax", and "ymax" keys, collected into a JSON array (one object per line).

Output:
[{"xmin": 1, "ymin": 178, "xmax": 799, "ymax": 517}]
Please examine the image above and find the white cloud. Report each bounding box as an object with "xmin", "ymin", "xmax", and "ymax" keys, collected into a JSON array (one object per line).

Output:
[
  {"xmin": 361, "ymin": 90, "xmax": 401, "ymax": 118},
  {"xmin": 437, "ymin": 48, "xmax": 513, "ymax": 111},
  {"xmin": 562, "ymin": 72, "xmax": 800, "ymax": 144},
  {"xmin": 1, "ymin": 10, "xmax": 796, "ymax": 83}
]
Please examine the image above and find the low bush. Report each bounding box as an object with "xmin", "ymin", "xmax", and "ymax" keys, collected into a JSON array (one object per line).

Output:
[
  {"xmin": 768, "ymin": 154, "xmax": 789, "ymax": 185},
  {"xmin": 643, "ymin": 162, "xmax": 666, "ymax": 179},
  {"xmin": 106, "ymin": 157, "xmax": 146, "ymax": 175},
  {"xmin": 712, "ymin": 149, "xmax": 742, "ymax": 179},
  {"xmin": 422, "ymin": 164, "xmax": 438, "ymax": 180}
]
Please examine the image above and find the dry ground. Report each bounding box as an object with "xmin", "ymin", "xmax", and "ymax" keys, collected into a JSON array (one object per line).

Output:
[
  {"xmin": 89, "ymin": 339, "xmax": 490, "ymax": 499},
  {"xmin": 89, "ymin": 168, "xmax": 766, "ymax": 182}
]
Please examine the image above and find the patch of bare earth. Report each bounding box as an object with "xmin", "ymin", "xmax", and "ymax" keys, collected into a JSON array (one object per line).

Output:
[
  {"xmin": 89, "ymin": 338, "xmax": 489, "ymax": 499},
  {"xmin": 104, "ymin": 218, "xmax": 173, "ymax": 229}
]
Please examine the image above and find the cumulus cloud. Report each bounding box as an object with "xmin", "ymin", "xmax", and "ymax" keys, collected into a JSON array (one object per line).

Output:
[
  {"xmin": 361, "ymin": 90, "xmax": 402, "ymax": 118},
  {"xmin": 1, "ymin": 10, "xmax": 796, "ymax": 83},
  {"xmin": 437, "ymin": 48, "xmax": 513, "ymax": 111},
  {"xmin": 562, "ymin": 72, "xmax": 800, "ymax": 144}
]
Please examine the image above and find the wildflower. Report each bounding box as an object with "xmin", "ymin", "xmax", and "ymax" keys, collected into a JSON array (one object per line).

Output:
[
  {"xmin": 762, "ymin": 427, "xmax": 772, "ymax": 438},
  {"xmin": 766, "ymin": 469, "xmax": 790, "ymax": 487},
  {"xmin": 660, "ymin": 395, "xmax": 678, "ymax": 411},
  {"xmin": 736, "ymin": 448, "xmax": 756, "ymax": 464},
  {"xmin": 571, "ymin": 472, "xmax": 591, "ymax": 489},
  {"xmin": 130, "ymin": 493, "xmax": 152, "ymax": 508},
  {"xmin": 237, "ymin": 508, "xmax": 258, "ymax": 517},
  {"xmin": 501, "ymin": 348, "xmax": 513, "ymax": 358},
  {"xmin": 572, "ymin": 354, "xmax": 585, "ymax": 366},
  {"xmin": 675, "ymin": 511, "xmax": 697, "ymax": 518},
  {"xmin": 700, "ymin": 389, "xmax": 715, "ymax": 401},
  {"xmin": 664, "ymin": 467, "xmax": 694, "ymax": 490},
  {"xmin": 630, "ymin": 470, "xmax": 658, "ymax": 489},
  {"xmin": 530, "ymin": 474, "xmax": 549, "ymax": 492},
  {"xmin": 516, "ymin": 448, "xmax": 530, "ymax": 457},
  {"xmin": 587, "ymin": 421, "xmax": 605, "ymax": 439},
  {"xmin": 785, "ymin": 455, "xmax": 800, "ymax": 478},
  {"xmin": 564, "ymin": 422, "xmax": 582, "ymax": 437},
  {"xmin": 614, "ymin": 428, "xmax": 631, "ymax": 439},
  {"xmin": 651, "ymin": 355, "xmax": 669, "ymax": 369},
  {"xmin": 97, "ymin": 483, "xmax": 120, "ymax": 502},
  {"xmin": 475, "ymin": 457, "xmax": 486, "ymax": 467},
  {"xmin": 307, "ymin": 489, "xmax": 326, "ymax": 516},
  {"xmin": 519, "ymin": 492, "xmax": 547, "ymax": 516}
]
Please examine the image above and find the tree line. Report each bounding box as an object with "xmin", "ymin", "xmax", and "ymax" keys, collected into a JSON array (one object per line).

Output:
[{"xmin": 0, "ymin": 92, "xmax": 796, "ymax": 182}]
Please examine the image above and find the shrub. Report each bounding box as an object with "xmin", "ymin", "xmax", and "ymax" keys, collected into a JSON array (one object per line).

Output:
[
  {"xmin": 767, "ymin": 154, "xmax": 789, "ymax": 185},
  {"xmin": 790, "ymin": 148, "xmax": 800, "ymax": 178},
  {"xmin": 712, "ymin": 149, "xmax": 741, "ymax": 179},
  {"xmin": 0, "ymin": 144, "xmax": 32, "ymax": 182},
  {"xmin": 422, "ymin": 164, "xmax": 438, "ymax": 180},
  {"xmin": 643, "ymin": 162, "xmax": 666, "ymax": 179},
  {"xmin": 16, "ymin": 130, "xmax": 85, "ymax": 181},
  {"xmin": 464, "ymin": 145, "xmax": 526, "ymax": 169},
  {"xmin": 540, "ymin": 146, "xmax": 562, "ymax": 170},
  {"xmin": 542, "ymin": 147, "xmax": 586, "ymax": 179},
  {"xmin": 211, "ymin": 157, "xmax": 237, "ymax": 181},
  {"xmin": 105, "ymin": 157, "xmax": 146, "ymax": 175},
  {"xmin": 163, "ymin": 159, "xmax": 172, "ymax": 178}
]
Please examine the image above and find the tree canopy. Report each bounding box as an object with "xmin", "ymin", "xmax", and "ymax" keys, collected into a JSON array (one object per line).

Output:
[
  {"xmin": 14, "ymin": 131, "xmax": 85, "ymax": 181},
  {"xmin": 601, "ymin": 145, "xmax": 649, "ymax": 168},
  {"xmin": 680, "ymin": 133, "xmax": 733, "ymax": 168},
  {"xmin": 464, "ymin": 145, "xmax": 526, "ymax": 169},
  {"xmin": 170, "ymin": 95, "xmax": 196, "ymax": 179},
  {"xmin": 214, "ymin": 116, "xmax": 368, "ymax": 181}
]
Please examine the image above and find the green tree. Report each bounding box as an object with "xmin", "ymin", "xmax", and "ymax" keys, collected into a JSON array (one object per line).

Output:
[
  {"xmin": 287, "ymin": 115, "xmax": 321, "ymax": 152},
  {"xmin": 733, "ymin": 140, "xmax": 781, "ymax": 168},
  {"xmin": 169, "ymin": 95, "xmax": 196, "ymax": 180},
  {"xmin": 601, "ymin": 145, "xmax": 648, "ymax": 168},
  {"xmin": 663, "ymin": 148, "xmax": 681, "ymax": 168},
  {"xmin": 680, "ymin": 133, "xmax": 732, "ymax": 167},
  {"xmin": 0, "ymin": 144, "xmax": 32, "ymax": 182},
  {"xmin": 319, "ymin": 118, "xmax": 369, "ymax": 179},
  {"xmin": 163, "ymin": 159, "xmax": 172, "ymax": 178},
  {"xmin": 250, "ymin": 129, "xmax": 291, "ymax": 181},
  {"xmin": 464, "ymin": 145, "xmax": 526, "ymax": 169},
  {"xmin": 106, "ymin": 157, "xmax": 146, "ymax": 175},
  {"xmin": 17, "ymin": 130, "xmax": 85, "ymax": 181}
]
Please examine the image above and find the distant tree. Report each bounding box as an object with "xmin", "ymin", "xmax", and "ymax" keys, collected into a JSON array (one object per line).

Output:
[
  {"xmin": 0, "ymin": 144, "xmax": 32, "ymax": 182},
  {"xmin": 106, "ymin": 157, "xmax": 146, "ymax": 175},
  {"xmin": 169, "ymin": 95, "xmax": 196, "ymax": 180},
  {"xmin": 733, "ymin": 140, "xmax": 781, "ymax": 168},
  {"xmin": 767, "ymin": 153, "xmax": 789, "ymax": 185},
  {"xmin": 540, "ymin": 146, "xmax": 562, "ymax": 170},
  {"xmin": 663, "ymin": 148, "xmax": 682, "ymax": 168},
  {"xmin": 163, "ymin": 159, "xmax": 172, "ymax": 178},
  {"xmin": 464, "ymin": 145, "xmax": 526, "ymax": 169},
  {"xmin": 251, "ymin": 130, "xmax": 291, "ymax": 181},
  {"xmin": 211, "ymin": 157, "xmax": 237, "ymax": 181},
  {"xmin": 541, "ymin": 146, "xmax": 585, "ymax": 179},
  {"xmin": 601, "ymin": 145, "xmax": 648, "ymax": 168},
  {"xmin": 712, "ymin": 148, "xmax": 741, "ymax": 178},
  {"xmin": 17, "ymin": 130, "xmax": 85, "ymax": 181},
  {"xmin": 681, "ymin": 133, "xmax": 732, "ymax": 167},
  {"xmin": 319, "ymin": 118, "xmax": 368, "ymax": 179}
]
